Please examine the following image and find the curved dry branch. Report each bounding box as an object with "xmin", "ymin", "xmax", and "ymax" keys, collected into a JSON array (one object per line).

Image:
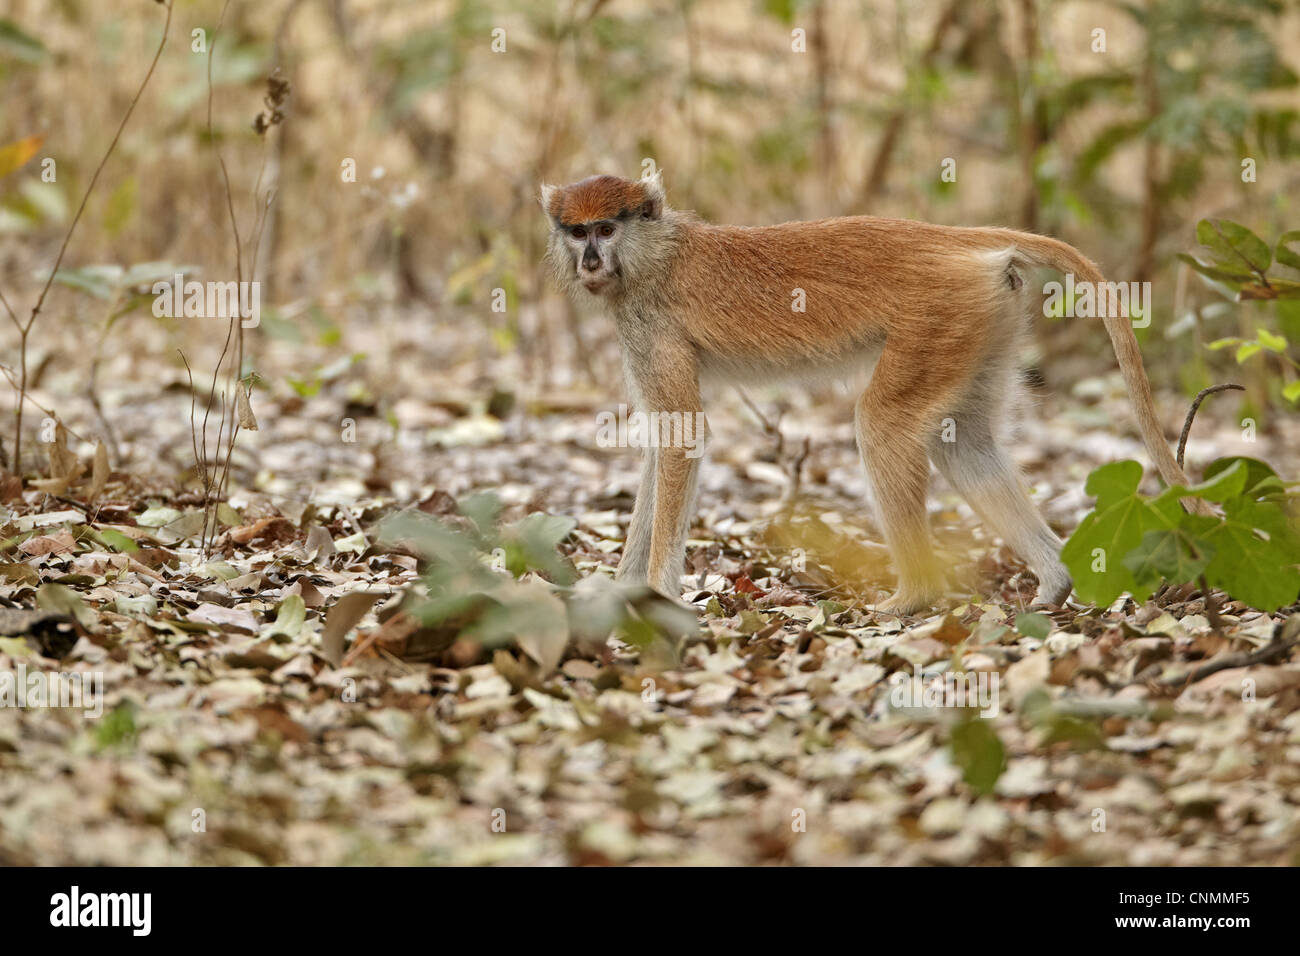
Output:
[{"xmin": 1176, "ymin": 383, "xmax": 1246, "ymax": 470}]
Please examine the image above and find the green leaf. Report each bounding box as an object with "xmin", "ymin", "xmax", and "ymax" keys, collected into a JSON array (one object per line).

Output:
[
  {"xmin": 1257, "ymin": 328, "xmax": 1288, "ymax": 353},
  {"xmin": 760, "ymin": 0, "xmax": 797, "ymax": 24},
  {"xmin": 458, "ymin": 492, "xmax": 502, "ymax": 541},
  {"xmin": 501, "ymin": 512, "xmax": 577, "ymax": 584},
  {"xmin": 0, "ymin": 19, "xmax": 47, "ymax": 64},
  {"xmin": 264, "ymin": 594, "xmax": 306, "ymax": 640},
  {"xmin": 1203, "ymin": 457, "xmax": 1279, "ymax": 497},
  {"xmin": 1014, "ymin": 612, "xmax": 1052, "ymax": 640},
  {"xmin": 1177, "ymin": 253, "xmax": 1252, "ymax": 288},
  {"xmin": 122, "ymin": 261, "xmax": 198, "ymax": 288},
  {"xmin": 47, "ymin": 264, "xmax": 122, "ymax": 300},
  {"xmin": 1237, "ymin": 342, "xmax": 1262, "ymax": 363},
  {"xmin": 512, "ymin": 512, "xmax": 577, "ymax": 552},
  {"xmin": 378, "ymin": 511, "xmax": 480, "ymax": 567},
  {"xmin": 1083, "ymin": 459, "xmax": 1144, "ymax": 509},
  {"xmin": 1281, "ymin": 300, "xmax": 1300, "ymax": 340},
  {"xmin": 1202, "ymin": 498, "xmax": 1300, "ymax": 611},
  {"xmin": 1206, "ymin": 337, "xmax": 1244, "ymax": 350},
  {"xmin": 1284, "ymin": 380, "xmax": 1300, "ymax": 403},
  {"xmin": 285, "ymin": 376, "xmax": 321, "ymax": 398},
  {"xmin": 1196, "ymin": 218, "xmax": 1272, "ymax": 274},
  {"xmin": 89, "ymin": 527, "xmax": 139, "ymax": 553},
  {"xmin": 949, "ymin": 718, "xmax": 1005, "ymax": 797},
  {"xmin": 1154, "ymin": 459, "xmax": 1247, "ymax": 505},
  {"xmin": 1038, "ymin": 713, "xmax": 1105, "ymax": 749},
  {"xmin": 95, "ymin": 701, "xmax": 137, "ymax": 750},
  {"xmin": 1275, "ymin": 230, "xmax": 1300, "ymax": 273},
  {"xmin": 615, "ymin": 611, "xmax": 665, "ymax": 650},
  {"xmin": 1123, "ymin": 525, "xmax": 1215, "ymax": 595},
  {"xmin": 1062, "ymin": 462, "xmax": 1174, "ymax": 605},
  {"xmin": 469, "ymin": 580, "xmax": 569, "ymax": 674},
  {"xmin": 36, "ymin": 581, "xmax": 96, "ymax": 629},
  {"xmin": 136, "ymin": 505, "xmax": 184, "ymax": 527}
]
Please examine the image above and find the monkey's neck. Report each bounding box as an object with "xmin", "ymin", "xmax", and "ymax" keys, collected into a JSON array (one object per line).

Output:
[{"xmin": 612, "ymin": 211, "xmax": 690, "ymax": 303}]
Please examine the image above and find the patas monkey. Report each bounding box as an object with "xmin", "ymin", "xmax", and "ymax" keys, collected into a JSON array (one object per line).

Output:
[{"xmin": 542, "ymin": 172, "xmax": 1191, "ymax": 614}]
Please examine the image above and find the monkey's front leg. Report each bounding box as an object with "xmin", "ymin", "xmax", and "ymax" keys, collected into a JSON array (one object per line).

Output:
[
  {"xmin": 645, "ymin": 444, "xmax": 702, "ymax": 597},
  {"xmin": 617, "ymin": 341, "xmax": 705, "ymax": 598},
  {"xmin": 615, "ymin": 448, "xmax": 656, "ymax": 583}
]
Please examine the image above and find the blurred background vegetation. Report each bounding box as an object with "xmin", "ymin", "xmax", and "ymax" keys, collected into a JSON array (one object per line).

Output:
[{"xmin": 1, "ymin": 0, "xmax": 1299, "ymax": 479}]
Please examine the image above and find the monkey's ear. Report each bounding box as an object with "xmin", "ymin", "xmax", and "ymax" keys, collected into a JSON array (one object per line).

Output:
[
  {"xmin": 538, "ymin": 183, "xmax": 559, "ymax": 220},
  {"xmin": 638, "ymin": 171, "xmax": 665, "ymax": 220}
]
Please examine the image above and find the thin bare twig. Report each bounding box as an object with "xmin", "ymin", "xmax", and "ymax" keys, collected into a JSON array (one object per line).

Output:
[
  {"xmin": 0, "ymin": 365, "xmax": 92, "ymax": 446},
  {"xmin": 195, "ymin": 0, "xmax": 239, "ymax": 554},
  {"xmin": 193, "ymin": 0, "xmax": 287, "ymax": 555},
  {"xmin": 7, "ymin": 1, "xmax": 173, "ymax": 477},
  {"xmin": 738, "ymin": 389, "xmax": 783, "ymax": 456},
  {"xmin": 0, "ymin": 288, "xmax": 20, "ymax": 333},
  {"xmin": 737, "ymin": 389, "xmax": 811, "ymax": 512},
  {"xmin": 1198, "ymin": 574, "xmax": 1226, "ymax": 634},
  {"xmin": 781, "ymin": 436, "xmax": 812, "ymax": 512},
  {"xmin": 177, "ymin": 349, "xmax": 207, "ymax": 498},
  {"xmin": 1155, "ymin": 632, "xmax": 1299, "ymax": 689}
]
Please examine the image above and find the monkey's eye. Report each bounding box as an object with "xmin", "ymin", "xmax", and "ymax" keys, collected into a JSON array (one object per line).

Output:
[
  {"xmin": 598, "ymin": 223, "xmax": 615, "ymax": 238},
  {"xmin": 570, "ymin": 226, "xmax": 587, "ymax": 240}
]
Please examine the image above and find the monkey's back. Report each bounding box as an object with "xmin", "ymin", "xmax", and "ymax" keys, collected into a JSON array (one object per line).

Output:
[{"xmin": 670, "ymin": 216, "xmax": 1019, "ymax": 370}]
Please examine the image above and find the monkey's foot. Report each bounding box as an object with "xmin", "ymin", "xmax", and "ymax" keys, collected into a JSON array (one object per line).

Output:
[
  {"xmin": 876, "ymin": 587, "xmax": 943, "ymax": 617},
  {"xmin": 1030, "ymin": 570, "xmax": 1072, "ymax": 608}
]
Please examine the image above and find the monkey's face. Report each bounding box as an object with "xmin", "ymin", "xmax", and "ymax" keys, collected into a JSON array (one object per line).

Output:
[
  {"xmin": 541, "ymin": 174, "xmax": 668, "ymax": 300},
  {"xmin": 558, "ymin": 220, "xmax": 624, "ymax": 295}
]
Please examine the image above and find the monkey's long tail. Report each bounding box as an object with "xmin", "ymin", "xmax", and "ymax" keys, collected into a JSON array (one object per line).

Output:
[{"xmin": 995, "ymin": 231, "xmax": 1191, "ymax": 489}]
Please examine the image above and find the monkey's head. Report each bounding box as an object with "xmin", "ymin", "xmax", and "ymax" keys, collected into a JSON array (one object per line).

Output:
[{"xmin": 540, "ymin": 173, "xmax": 669, "ymax": 299}]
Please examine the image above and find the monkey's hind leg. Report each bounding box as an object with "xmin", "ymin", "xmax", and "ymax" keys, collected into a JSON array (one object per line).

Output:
[
  {"xmin": 927, "ymin": 384, "xmax": 1072, "ymax": 607},
  {"xmin": 854, "ymin": 360, "xmax": 949, "ymax": 616}
]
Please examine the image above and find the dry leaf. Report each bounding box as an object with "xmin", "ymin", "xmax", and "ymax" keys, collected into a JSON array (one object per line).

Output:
[
  {"xmin": 46, "ymin": 421, "xmax": 80, "ymax": 481},
  {"xmin": 320, "ymin": 590, "xmax": 385, "ymax": 666},
  {"xmin": 0, "ymin": 135, "xmax": 44, "ymax": 178},
  {"xmin": 17, "ymin": 530, "xmax": 77, "ymax": 556},
  {"xmin": 236, "ymin": 384, "xmax": 258, "ymax": 430},
  {"xmin": 89, "ymin": 440, "xmax": 109, "ymax": 501}
]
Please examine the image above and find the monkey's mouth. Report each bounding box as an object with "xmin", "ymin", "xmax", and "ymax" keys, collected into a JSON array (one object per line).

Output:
[{"xmin": 581, "ymin": 276, "xmax": 611, "ymax": 293}]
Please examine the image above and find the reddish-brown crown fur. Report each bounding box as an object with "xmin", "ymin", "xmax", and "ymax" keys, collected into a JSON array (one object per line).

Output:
[{"xmin": 548, "ymin": 175, "xmax": 650, "ymax": 225}]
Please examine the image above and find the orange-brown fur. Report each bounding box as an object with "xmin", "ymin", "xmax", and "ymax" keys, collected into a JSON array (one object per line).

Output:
[
  {"xmin": 547, "ymin": 174, "xmax": 653, "ymax": 226},
  {"xmin": 542, "ymin": 173, "xmax": 1190, "ymax": 613}
]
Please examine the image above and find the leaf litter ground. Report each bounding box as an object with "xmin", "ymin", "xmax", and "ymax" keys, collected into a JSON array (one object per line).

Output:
[{"xmin": 1, "ymin": 314, "xmax": 1298, "ymax": 865}]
